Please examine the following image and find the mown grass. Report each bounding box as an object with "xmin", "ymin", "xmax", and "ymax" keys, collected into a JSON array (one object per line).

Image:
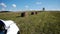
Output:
[{"xmin": 0, "ymin": 11, "xmax": 60, "ymax": 34}]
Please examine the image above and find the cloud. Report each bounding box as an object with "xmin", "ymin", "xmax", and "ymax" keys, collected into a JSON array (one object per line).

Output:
[
  {"xmin": 12, "ymin": 4, "xmax": 16, "ymax": 8},
  {"xmin": 2, "ymin": 8, "xmax": 5, "ymax": 11},
  {"xmin": 9, "ymin": 9, "xmax": 12, "ymax": 11},
  {"xmin": 0, "ymin": 3, "xmax": 7, "ymax": 7},
  {"xmin": 36, "ymin": 2, "xmax": 42, "ymax": 5},
  {"xmin": 25, "ymin": 5, "xmax": 29, "ymax": 8}
]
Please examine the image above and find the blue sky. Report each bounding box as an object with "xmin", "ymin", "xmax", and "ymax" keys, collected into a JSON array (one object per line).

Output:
[{"xmin": 0, "ymin": 0, "xmax": 60, "ymax": 11}]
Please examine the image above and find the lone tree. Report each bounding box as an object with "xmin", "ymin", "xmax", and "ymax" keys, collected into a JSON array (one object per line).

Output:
[{"xmin": 43, "ymin": 8, "xmax": 45, "ymax": 11}]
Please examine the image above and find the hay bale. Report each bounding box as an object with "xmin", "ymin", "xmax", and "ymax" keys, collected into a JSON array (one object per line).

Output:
[
  {"xmin": 21, "ymin": 12, "xmax": 28, "ymax": 17},
  {"xmin": 25, "ymin": 12, "xmax": 28, "ymax": 17},
  {"xmin": 21, "ymin": 12, "xmax": 25, "ymax": 17},
  {"xmin": 35, "ymin": 12, "xmax": 38, "ymax": 14},
  {"xmin": 31, "ymin": 12, "xmax": 35, "ymax": 15}
]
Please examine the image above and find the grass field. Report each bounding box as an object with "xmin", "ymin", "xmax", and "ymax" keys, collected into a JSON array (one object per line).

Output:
[{"xmin": 0, "ymin": 11, "xmax": 60, "ymax": 34}]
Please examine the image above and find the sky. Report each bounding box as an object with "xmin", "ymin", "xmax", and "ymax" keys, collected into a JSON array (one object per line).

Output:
[{"xmin": 0, "ymin": 0, "xmax": 60, "ymax": 11}]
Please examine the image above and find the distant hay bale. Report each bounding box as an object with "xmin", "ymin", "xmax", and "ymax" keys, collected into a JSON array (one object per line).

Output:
[
  {"xmin": 35, "ymin": 12, "xmax": 38, "ymax": 14},
  {"xmin": 21, "ymin": 12, "xmax": 25, "ymax": 17},
  {"xmin": 21, "ymin": 12, "xmax": 28, "ymax": 17},
  {"xmin": 31, "ymin": 12, "xmax": 35, "ymax": 15}
]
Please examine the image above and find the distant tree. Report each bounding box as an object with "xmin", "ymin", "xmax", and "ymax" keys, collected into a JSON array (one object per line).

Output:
[
  {"xmin": 43, "ymin": 8, "xmax": 45, "ymax": 11},
  {"xmin": 0, "ymin": 11, "xmax": 10, "ymax": 13}
]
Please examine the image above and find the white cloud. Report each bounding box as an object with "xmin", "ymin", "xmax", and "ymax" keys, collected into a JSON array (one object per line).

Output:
[
  {"xmin": 12, "ymin": 4, "xmax": 16, "ymax": 8},
  {"xmin": 36, "ymin": 2, "xmax": 42, "ymax": 5},
  {"xmin": 2, "ymin": 8, "xmax": 5, "ymax": 11},
  {"xmin": 0, "ymin": 3, "xmax": 7, "ymax": 7},
  {"xmin": 25, "ymin": 5, "xmax": 29, "ymax": 8},
  {"xmin": 9, "ymin": 9, "xmax": 12, "ymax": 11},
  {"xmin": 30, "ymin": 8, "xmax": 34, "ymax": 10}
]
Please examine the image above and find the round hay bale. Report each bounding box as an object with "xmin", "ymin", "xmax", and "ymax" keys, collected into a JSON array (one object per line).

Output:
[
  {"xmin": 31, "ymin": 12, "xmax": 35, "ymax": 15},
  {"xmin": 21, "ymin": 12, "xmax": 28, "ymax": 17},
  {"xmin": 35, "ymin": 12, "xmax": 38, "ymax": 14},
  {"xmin": 21, "ymin": 12, "xmax": 25, "ymax": 17}
]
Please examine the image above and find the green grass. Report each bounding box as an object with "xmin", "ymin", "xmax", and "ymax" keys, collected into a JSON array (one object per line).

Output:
[{"xmin": 0, "ymin": 11, "xmax": 60, "ymax": 34}]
